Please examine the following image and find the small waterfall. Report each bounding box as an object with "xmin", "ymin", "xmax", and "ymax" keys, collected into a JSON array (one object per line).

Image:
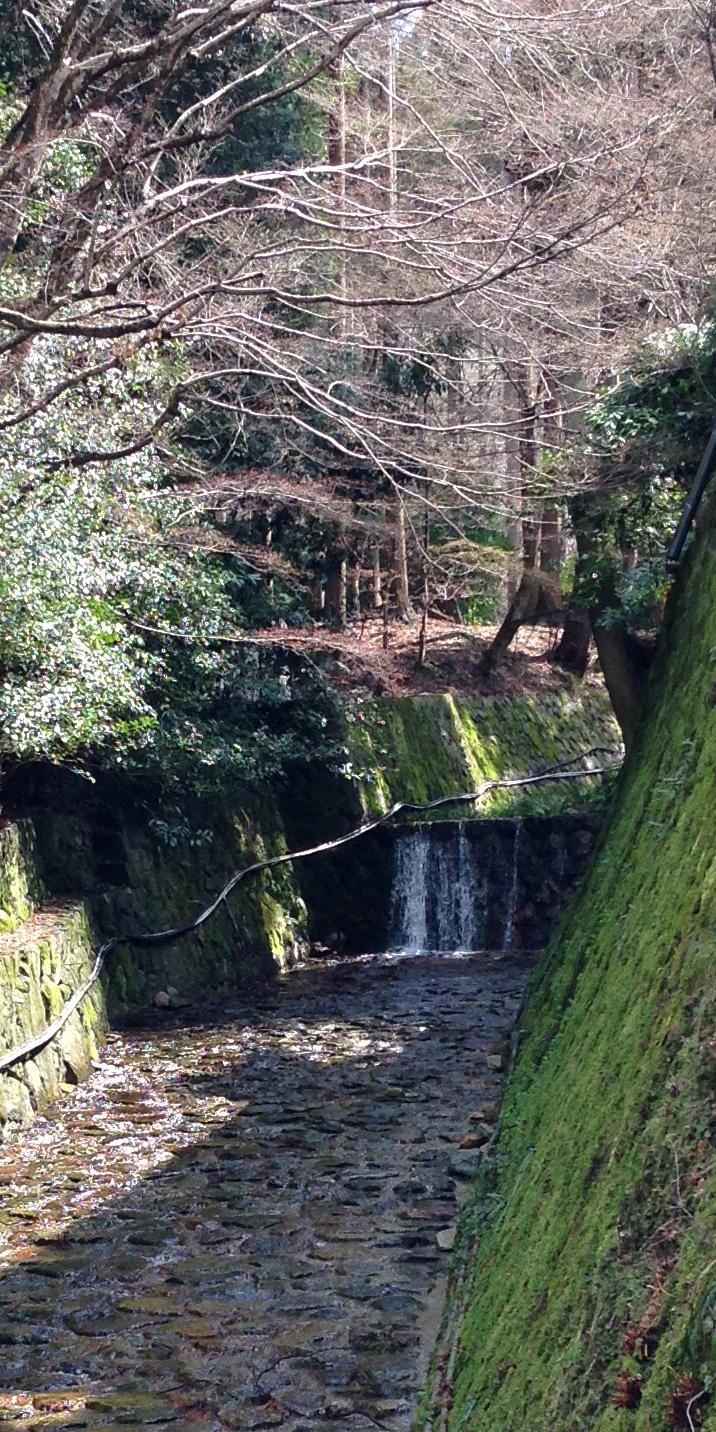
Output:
[
  {"xmin": 457, "ymin": 821, "xmax": 487, "ymax": 951},
  {"xmin": 456, "ymin": 823, "xmax": 475, "ymax": 950},
  {"xmin": 389, "ymin": 823, "xmax": 489, "ymax": 952},
  {"xmin": 389, "ymin": 829, "xmax": 430, "ymax": 952},
  {"xmin": 502, "ymin": 819, "xmax": 522, "ymax": 952},
  {"xmin": 386, "ymin": 814, "xmax": 592, "ymax": 955}
]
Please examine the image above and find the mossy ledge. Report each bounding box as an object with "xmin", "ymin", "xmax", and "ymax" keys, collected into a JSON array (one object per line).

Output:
[
  {"xmin": 347, "ymin": 684, "xmax": 619, "ymax": 818},
  {"xmin": 432, "ymin": 504, "xmax": 716, "ymax": 1431}
]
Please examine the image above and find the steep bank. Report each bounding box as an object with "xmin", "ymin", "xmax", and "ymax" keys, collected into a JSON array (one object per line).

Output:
[{"xmin": 437, "ymin": 504, "xmax": 716, "ymax": 1429}]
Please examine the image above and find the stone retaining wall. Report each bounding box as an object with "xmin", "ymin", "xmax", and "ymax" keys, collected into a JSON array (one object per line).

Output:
[
  {"xmin": 0, "ymin": 795, "xmax": 309, "ymax": 1140},
  {"xmin": 0, "ymin": 822, "xmax": 106, "ymax": 1140}
]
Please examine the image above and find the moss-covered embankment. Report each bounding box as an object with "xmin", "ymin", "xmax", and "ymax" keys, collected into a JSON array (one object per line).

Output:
[
  {"xmin": 347, "ymin": 684, "xmax": 618, "ymax": 816},
  {"xmin": 435, "ymin": 507, "xmax": 716, "ymax": 1430}
]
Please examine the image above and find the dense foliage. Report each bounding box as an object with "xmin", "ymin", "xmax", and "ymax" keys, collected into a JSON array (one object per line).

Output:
[
  {"xmin": 0, "ymin": 13, "xmax": 344, "ymax": 796},
  {"xmin": 0, "ymin": 334, "xmax": 341, "ymax": 796},
  {"xmin": 566, "ymin": 322, "xmax": 716, "ymax": 634}
]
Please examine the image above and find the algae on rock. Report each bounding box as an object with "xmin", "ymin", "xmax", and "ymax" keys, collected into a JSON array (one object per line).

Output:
[
  {"xmin": 0, "ymin": 900, "xmax": 105, "ymax": 1138},
  {"xmin": 0, "ymin": 820, "xmax": 45, "ymax": 930}
]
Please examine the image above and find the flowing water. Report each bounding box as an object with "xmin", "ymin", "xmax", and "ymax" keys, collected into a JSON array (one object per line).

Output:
[
  {"xmin": 0, "ymin": 952, "xmax": 529, "ymax": 1432},
  {"xmin": 389, "ymin": 820, "xmax": 527, "ymax": 953},
  {"xmin": 502, "ymin": 820, "xmax": 522, "ymax": 955}
]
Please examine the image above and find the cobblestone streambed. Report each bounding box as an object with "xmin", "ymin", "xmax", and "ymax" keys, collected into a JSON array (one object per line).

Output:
[{"xmin": 0, "ymin": 952, "xmax": 528, "ymax": 1432}]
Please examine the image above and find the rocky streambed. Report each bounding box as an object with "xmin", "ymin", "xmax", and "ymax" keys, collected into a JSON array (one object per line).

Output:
[{"xmin": 0, "ymin": 951, "xmax": 529, "ymax": 1432}]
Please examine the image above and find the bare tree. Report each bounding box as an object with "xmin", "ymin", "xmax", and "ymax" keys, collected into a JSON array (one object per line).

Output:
[{"xmin": 1, "ymin": 0, "xmax": 714, "ymax": 684}]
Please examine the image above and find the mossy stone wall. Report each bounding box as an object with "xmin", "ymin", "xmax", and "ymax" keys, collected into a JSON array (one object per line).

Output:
[
  {"xmin": 347, "ymin": 685, "xmax": 619, "ymax": 817},
  {"xmin": 0, "ymin": 820, "xmax": 45, "ymax": 930},
  {"xmin": 438, "ymin": 503, "xmax": 716, "ymax": 1430},
  {"xmin": 0, "ymin": 787, "xmax": 309, "ymax": 1135},
  {"xmin": 284, "ymin": 684, "xmax": 618, "ymax": 947},
  {"xmin": 32, "ymin": 788, "xmax": 308, "ymax": 1021},
  {"xmin": 0, "ymin": 900, "xmax": 106, "ymax": 1139}
]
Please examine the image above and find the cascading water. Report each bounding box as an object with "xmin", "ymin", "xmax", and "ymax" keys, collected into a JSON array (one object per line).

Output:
[
  {"xmin": 387, "ymin": 816, "xmax": 569, "ymax": 953},
  {"xmin": 502, "ymin": 818, "xmax": 522, "ymax": 953},
  {"xmin": 388, "ymin": 820, "xmax": 506, "ymax": 952},
  {"xmin": 389, "ymin": 828, "xmax": 430, "ymax": 953},
  {"xmin": 457, "ymin": 822, "xmax": 485, "ymax": 952}
]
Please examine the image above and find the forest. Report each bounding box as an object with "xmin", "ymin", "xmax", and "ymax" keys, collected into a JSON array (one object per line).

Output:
[
  {"xmin": 2, "ymin": 3, "xmax": 716, "ymax": 1432},
  {"xmin": 1, "ymin": 0, "xmax": 714, "ymax": 801}
]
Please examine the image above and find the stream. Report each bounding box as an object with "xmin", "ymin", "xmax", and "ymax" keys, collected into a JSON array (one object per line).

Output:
[{"xmin": 0, "ymin": 951, "xmax": 529, "ymax": 1432}]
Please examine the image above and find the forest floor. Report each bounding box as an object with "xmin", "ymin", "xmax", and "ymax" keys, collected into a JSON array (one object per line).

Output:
[
  {"xmin": 253, "ymin": 615, "xmax": 600, "ymax": 699},
  {"xmin": 0, "ymin": 952, "xmax": 528, "ymax": 1432}
]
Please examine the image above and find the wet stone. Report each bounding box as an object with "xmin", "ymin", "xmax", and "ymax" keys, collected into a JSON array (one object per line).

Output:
[
  {"xmin": 448, "ymin": 1149, "xmax": 483, "ymax": 1178},
  {"xmin": 0, "ymin": 951, "xmax": 528, "ymax": 1432}
]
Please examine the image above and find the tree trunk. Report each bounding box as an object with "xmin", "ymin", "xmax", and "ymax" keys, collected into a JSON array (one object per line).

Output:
[
  {"xmin": 479, "ymin": 566, "xmax": 541, "ymax": 676},
  {"xmin": 372, "ymin": 544, "xmax": 383, "ymax": 608},
  {"xmin": 536, "ymin": 372, "xmax": 563, "ymax": 615},
  {"xmin": 479, "ymin": 372, "xmax": 538, "ymax": 675},
  {"xmin": 394, "ymin": 502, "xmax": 412, "ymax": 620},
  {"xmin": 589, "ymin": 621, "xmax": 644, "ymax": 747},
  {"xmin": 327, "ymin": 48, "xmax": 347, "ymax": 328},
  {"xmin": 309, "ymin": 577, "xmax": 325, "ymax": 616},
  {"xmin": 325, "ymin": 558, "xmax": 347, "ymax": 628},
  {"xmin": 553, "ymin": 609, "xmax": 590, "ymax": 675},
  {"xmin": 417, "ymin": 507, "xmax": 429, "ymax": 666},
  {"xmin": 572, "ymin": 505, "xmax": 646, "ymax": 746},
  {"xmin": 349, "ymin": 565, "xmax": 361, "ymax": 613},
  {"xmin": 537, "ymin": 504, "xmax": 562, "ymax": 615}
]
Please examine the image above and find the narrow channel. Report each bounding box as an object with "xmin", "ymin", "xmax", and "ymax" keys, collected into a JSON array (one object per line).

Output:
[{"xmin": 0, "ymin": 951, "xmax": 528, "ymax": 1432}]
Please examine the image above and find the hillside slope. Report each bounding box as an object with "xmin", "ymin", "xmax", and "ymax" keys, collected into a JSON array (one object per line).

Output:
[{"xmin": 441, "ymin": 504, "xmax": 716, "ymax": 1430}]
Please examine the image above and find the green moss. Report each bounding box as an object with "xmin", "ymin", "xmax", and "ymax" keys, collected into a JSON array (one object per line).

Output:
[
  {"xmin": 435, "ymin": 512, "xmax": 716, "ymax": 1431},
  {"xmin": 0, "ymin": 821, "xmax": 44, "ymax": 929},
  {"xmin": 347, "ymin": 686, "xmax": 619, "ymax": 818},
  {"xmin": 105, "ymin": 942, "xmax": 140, "ymax": 1008},
  {"xmin": 0, "ymin": 900, "xmax": 107, "ymax": 1133}
]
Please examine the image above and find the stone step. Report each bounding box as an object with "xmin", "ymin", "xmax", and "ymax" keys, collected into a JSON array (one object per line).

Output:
[
  {"xmin": 0, "ymin": 898, "xmax": 106, "ymax": 1139},
  {"xmin": 0, "ymin": 818, "xmax": 46, "ymax": 931}
]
